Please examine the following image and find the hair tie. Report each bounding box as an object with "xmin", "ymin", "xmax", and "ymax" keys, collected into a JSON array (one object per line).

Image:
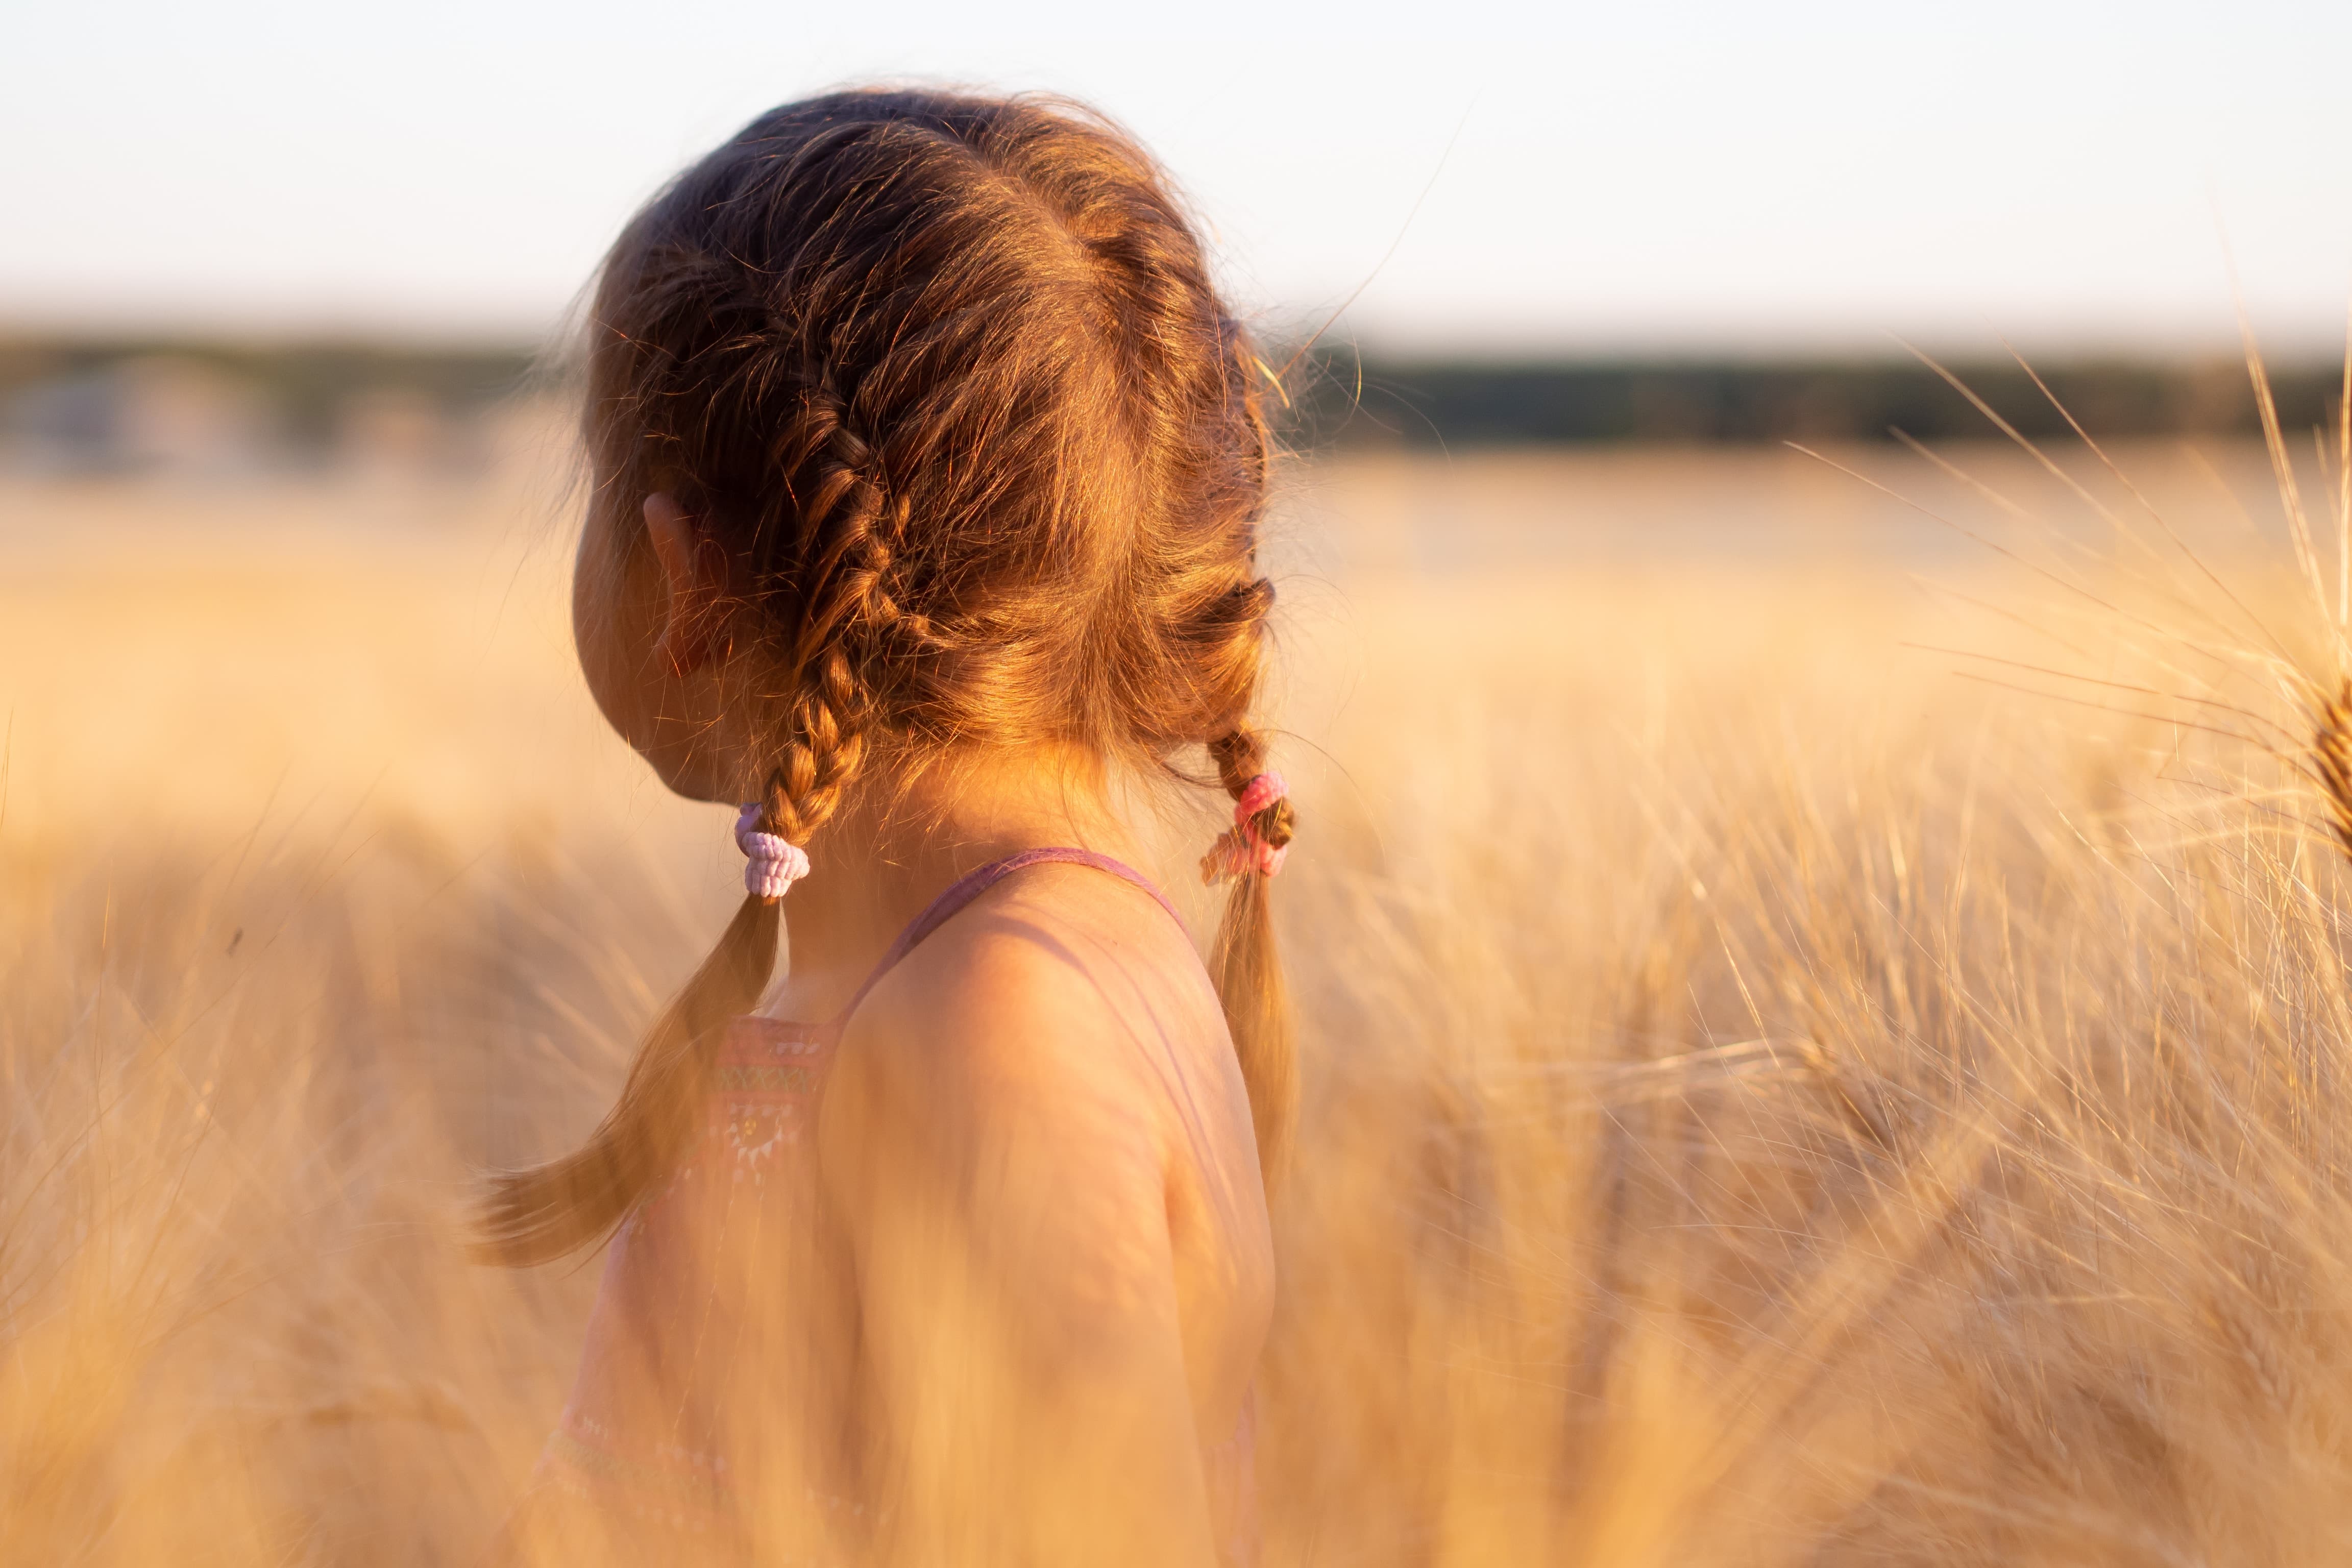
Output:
[
  {"xmin": 735, "ymin": 802, "xmax": 811, "ymax": 900},
  {"xmin": 1200, "ymin": 770, "xmax": 1289, "ymax": 884}
]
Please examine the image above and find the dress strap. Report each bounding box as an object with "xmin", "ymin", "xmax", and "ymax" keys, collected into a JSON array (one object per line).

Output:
[{"xmin": 827, "ymin": 848, "xmax": 1185, "ymax": 1031}]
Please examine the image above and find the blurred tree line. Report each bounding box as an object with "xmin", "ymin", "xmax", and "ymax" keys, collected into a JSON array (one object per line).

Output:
[
  {"xmin": 1288, "ymin": 352, "xmax": 2342, "ymax": 448},
  {"xmin": 0, "ymin": 337, "xmax": 539, "ymax": 473},
  {"xmin": 2, "ymin": 335, "xmax": 2339, "ymax": 473}
]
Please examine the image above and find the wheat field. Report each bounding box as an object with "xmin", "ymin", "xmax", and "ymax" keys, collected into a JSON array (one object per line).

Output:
[{"xmin": 7, "ymin": 414, "xmax": 2352, "ymax": 1565}]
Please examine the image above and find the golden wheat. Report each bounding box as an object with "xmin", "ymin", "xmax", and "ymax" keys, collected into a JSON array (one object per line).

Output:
[{"xmin": 7, "ymin": 433, "xmax": 2352, "ymax": 1564}]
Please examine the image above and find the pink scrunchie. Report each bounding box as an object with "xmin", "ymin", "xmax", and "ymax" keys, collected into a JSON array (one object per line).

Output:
[
  {"xmin": 735, "ymin": 802, "xmax": 811, "ymax": 900},
  {"xmin": 1200, "ymin": 770, "xmax": 1289, "ymax": 884}
]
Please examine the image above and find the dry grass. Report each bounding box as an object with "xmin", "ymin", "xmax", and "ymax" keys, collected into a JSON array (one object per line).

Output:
[{"xmin": 9, "ymin": 430, "xmax": 2352, "ymax": 1564}]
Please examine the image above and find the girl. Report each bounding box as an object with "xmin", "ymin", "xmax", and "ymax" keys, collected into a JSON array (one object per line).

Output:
[{"xmin": 481, "ymin": 89, "xmax": 1294, "ymax": 1568}]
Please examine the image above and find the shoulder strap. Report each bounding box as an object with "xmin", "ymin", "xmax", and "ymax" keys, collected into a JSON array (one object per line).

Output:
[{"xmin": 827, "ymin": 848, "xmax": 1185, "ymax": 1030}]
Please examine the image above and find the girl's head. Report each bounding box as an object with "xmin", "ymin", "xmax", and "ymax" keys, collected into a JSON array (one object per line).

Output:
[{"xmin": 485, "ymin": 89, "xmax": 1294, "ymax": 1263}]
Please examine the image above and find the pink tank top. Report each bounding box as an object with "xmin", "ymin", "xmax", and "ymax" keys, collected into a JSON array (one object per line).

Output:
[{"xmin": 534, "ymin": 848, "xmax": 1259, "ymax": 1563}]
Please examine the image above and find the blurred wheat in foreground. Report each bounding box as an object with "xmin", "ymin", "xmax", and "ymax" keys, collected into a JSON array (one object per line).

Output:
[{"xmin": 10, "ymin": 417, "xmax": 2352, "ymax": 1564}]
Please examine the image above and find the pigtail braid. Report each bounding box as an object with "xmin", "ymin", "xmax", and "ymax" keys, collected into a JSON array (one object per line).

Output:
[
  {"xmin": 477, "ymin": 386, "xmax": 904, "ymax": 1265},
  {"xmin": 766, "ymin": 377, "xmax": 903, "ymax": 842},
  {"xmin": 1208, "ymin": 726, "xmax": 1296, "ymax": 1183},
  {"xmin": 494, "ymin": 90, "xmax": 1305, "ymax": 1255}
]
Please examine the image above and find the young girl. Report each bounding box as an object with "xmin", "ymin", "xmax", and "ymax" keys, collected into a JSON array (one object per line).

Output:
[{"xmin": 480, "ymin": 89, "xmax": 1294, "ymax": 1567}]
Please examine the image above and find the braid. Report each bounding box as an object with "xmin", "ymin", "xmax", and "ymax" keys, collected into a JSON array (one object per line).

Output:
[
  {"xmin": 485, "ymin": 88, "xmax": 1306, "ymax": 1262},
  {"xmin": 1210, "ymin": 726, "xmax": 1295, "ymax": 855},
  {"xmin": 478, "ymin": 380, "xmax": 903, "ymax": 1265},
  {"xmin": 764, "ymin": 377, "xmax": 900, "ymax": 842}
]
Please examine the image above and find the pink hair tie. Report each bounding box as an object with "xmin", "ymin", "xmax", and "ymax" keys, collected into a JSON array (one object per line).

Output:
[
  {"xmin": 1200, "ymin": 770, "xmax": 1289, "ymax": 884},
  {"xmin": 735, "ymin": 802, "xmax": 811, "ymax": 900}
]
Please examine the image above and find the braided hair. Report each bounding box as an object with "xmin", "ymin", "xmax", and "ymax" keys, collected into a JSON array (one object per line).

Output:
[{"xmin": 480, "ymin": 89, "xmax": 1292, "ymax": 1264}]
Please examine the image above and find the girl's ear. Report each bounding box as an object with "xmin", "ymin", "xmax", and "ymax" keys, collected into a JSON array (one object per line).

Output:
[{"xmin": 645, "ymin": 492, "xmax": 728, "ymax": 675}]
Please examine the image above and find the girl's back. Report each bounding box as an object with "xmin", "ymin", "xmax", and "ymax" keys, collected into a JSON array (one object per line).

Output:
[
  {"xmin": 480, "ymin": 88, "xmax": 1297, "ymax": 1566},
  {"xmin": 829, "ymin": 853, "xmax": 1274, "ymax": 1467},
  {"xmin": 540, "ymin": 850, "xmax": 1273, "ymax": 1561}
]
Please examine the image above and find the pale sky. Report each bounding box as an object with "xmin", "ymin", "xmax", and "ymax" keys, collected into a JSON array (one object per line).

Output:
[{"xmin": 7, "ymin": 1, "xmax": 2351, "ymax": 356}]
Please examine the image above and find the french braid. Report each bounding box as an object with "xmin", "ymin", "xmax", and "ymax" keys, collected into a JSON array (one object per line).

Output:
[
  {"xmin": 480, "ymin": 385, "xmax": 903, "ymax": 1264},
  {"xmin": 482, "ymin": 88, "xmax": 1296, "ymax": 1261}
]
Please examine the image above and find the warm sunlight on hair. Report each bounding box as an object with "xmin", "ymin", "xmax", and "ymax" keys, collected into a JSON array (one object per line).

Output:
[{"xmin": 20, "ymin": 37, "xmax": 2352, "ymax": 1568}]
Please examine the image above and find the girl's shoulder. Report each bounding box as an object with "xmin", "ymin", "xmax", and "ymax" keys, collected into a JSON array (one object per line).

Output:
[{"xmin": 820, "ymin": 860, "xmax": 1231, "ymax": 1170}]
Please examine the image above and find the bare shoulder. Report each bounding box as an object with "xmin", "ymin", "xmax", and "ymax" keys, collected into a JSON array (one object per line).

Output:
[{"xmin": 821, "ymin": 862, "xmax": 1233, "ymax": 1179}]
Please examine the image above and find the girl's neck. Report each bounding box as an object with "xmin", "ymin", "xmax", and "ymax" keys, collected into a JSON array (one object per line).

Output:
[{"xmin": 768, "ymin": 747, "xmax": 1139, "ymax": 1020}]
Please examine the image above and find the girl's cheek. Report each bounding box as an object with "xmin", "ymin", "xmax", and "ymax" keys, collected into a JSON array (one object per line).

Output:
[{"xmin": 573, "ymin": 519, "xmax": 653, "ymax": 745}]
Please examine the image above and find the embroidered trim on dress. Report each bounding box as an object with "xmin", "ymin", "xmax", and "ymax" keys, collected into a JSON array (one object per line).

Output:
[{"xmin": 715, "ymin": 1063, "xmax": 821, "ymax": 1094}]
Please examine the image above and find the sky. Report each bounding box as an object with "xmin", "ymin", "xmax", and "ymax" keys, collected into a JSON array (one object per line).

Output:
[{"xmin": 7, "ymin": 1, "xmax": 2352, "ymax": 358}]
